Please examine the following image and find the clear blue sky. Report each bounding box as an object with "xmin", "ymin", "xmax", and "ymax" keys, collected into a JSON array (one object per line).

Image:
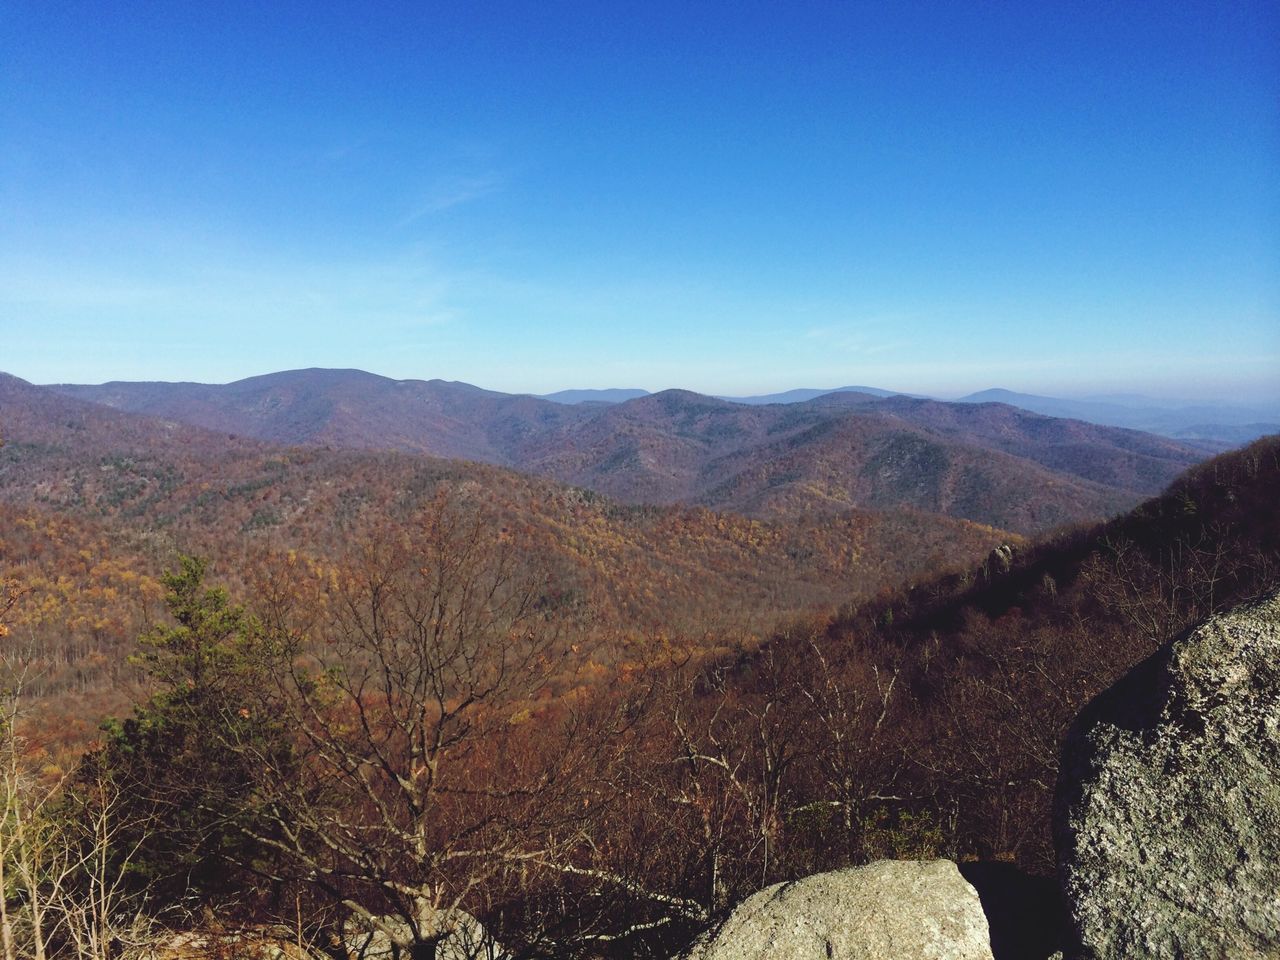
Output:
[{"xmin": 3, "ymin": 1, "xmax": 1277, "ymax": 401}]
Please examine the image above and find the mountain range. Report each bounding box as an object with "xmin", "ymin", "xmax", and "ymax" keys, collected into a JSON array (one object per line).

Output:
[
  {"xmin": 0, "ymin": 370, "xmax": 1017, "ymax": 710},
  {"xmin": 536, "ymin": 383, "xmax": 1279, "ymax": 446},
  {"xmin": 3, "ymin": 363, "xmax": 1277, "ymax": 939},
  {"xmin": 954, "ymin": 388, "xmax": 1280, "ymax": 445},
  {"xmin": 538, "ymin": 386, "xmax": 913, "ymax": 405},
  {"xmin": 35, "ymin": 368, "xmax": 1216, "ymax": 534}
]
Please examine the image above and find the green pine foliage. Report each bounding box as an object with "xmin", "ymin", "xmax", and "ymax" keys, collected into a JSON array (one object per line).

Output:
[{"xmin": 71, "ymin": 557, "xmax": 288, "ymax": 912}]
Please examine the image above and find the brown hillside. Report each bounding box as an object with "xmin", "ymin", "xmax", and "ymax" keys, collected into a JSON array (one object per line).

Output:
[
  {"xmin": 0, "ymin": 374, "xmax": 1015, "ymax": 724},
  {"xmin": 45, "ymin": 370, "xmax": 1208, "ymax": 534}
]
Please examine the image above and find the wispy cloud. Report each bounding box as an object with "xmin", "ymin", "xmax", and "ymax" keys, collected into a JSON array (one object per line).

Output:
[{"xmin": 399, "ymin": 173, "xmax": 505, "ymax": 226}]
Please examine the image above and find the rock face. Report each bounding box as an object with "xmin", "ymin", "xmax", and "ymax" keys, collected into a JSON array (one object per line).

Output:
[
  {"xmin": 1055, "ymin": 592, "xmax": 1280, "ymax": 959},
  {"xmin": 687, "ymin": 859, "xmax": 994, "ymax": 960}
]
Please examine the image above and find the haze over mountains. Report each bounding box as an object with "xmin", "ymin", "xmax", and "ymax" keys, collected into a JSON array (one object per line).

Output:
[
  {"xmin": 954, "ymin": 388, "xmax": 1280, "ymax": 445},
  {"xmin": 33, "ymin": 367, "xmax": 1214, "ymax": 535},
  {"xmin": 719, "ymin": 386, "xmax": 909, "ymax": 404},
  {"xmin": 535, "ymin": 383, "xmax": 1278, "ymax": 444}
]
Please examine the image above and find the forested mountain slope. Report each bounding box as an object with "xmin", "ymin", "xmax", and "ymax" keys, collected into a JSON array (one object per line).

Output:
[
  {"xmin": 755, "ymin": 433, "xmax": 1280, "ymax": 872},
  {"xmin": 44, "ymin": 369, "xmax": 1207, "ymax": 533},
  {"xmin": 529, "ymin": 390, "xmax": 1145, "ymax": 530},
  {"xmin": 0, "ymin": 372, "xmax": 1014, "ymax": 730},
  {"xmin": 534, "ymin": 436, "xmax": 1280, "ymax": 953},
  {"xmin": 50, "ymin": 368, "xmax": 600, "ymax": 463},
  {"xmin": 3, "ymin": 366, "xmax": 1273, "ymax": 957}
]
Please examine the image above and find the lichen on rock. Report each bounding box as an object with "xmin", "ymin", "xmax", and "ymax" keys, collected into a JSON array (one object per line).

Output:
[
  {"xmin": 1055, "ymin": 590, "xmax": 1280, "ymax": 959},
  {"xmin": 686, "ymin": 858, "xmax": 993, "ymax": 960}
]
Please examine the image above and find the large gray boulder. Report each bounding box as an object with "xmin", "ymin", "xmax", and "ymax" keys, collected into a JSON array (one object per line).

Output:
[
  {"xmin": 1055, "ymin": 591, "xmax": 1280, "ymax": 958},
  {"xmin": 687, "ymin": 859, "xmax": 994, "ymax": 960}
]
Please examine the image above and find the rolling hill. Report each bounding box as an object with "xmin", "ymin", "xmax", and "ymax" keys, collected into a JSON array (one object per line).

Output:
[
  {"xmin": 4, "ymin": 370, "xmax": 1275, "ymax": 951},
  {"xmin": 725, "ymin": 434, "xmax": 1280, "ymax": 873},
  {"xmin": 42, "ymin": 369, "xmax": 1211, "ymax": 534},
  {"xmin": 49, "ymin": 368, "xmax": 600, "ymax": 462},
  {"xmin": 0, "ymin": 372, "xmax": 1018, "ymax": 710},
  {"xmin": 714, "ymin": 385, "xmax": 911, "ymax": 404}
]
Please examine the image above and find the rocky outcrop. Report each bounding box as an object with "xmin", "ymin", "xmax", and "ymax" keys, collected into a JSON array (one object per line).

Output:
[
  {"xmin": 686, "ymin": 859, "xmax": 993, "ymax": 960},
  {"xmin": 1055, "ymin": 592, "xmax": 1280, "ymax": 958}
]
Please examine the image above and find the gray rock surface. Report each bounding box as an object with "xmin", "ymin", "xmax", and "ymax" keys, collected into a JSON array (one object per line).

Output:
[
  {"xmin": 1055, "ymin": 591, "xmax": 1280, "ymax": 959},
  {"xmin": 686, "ymin": 859, "xmax": 993, "ymax": 960}
]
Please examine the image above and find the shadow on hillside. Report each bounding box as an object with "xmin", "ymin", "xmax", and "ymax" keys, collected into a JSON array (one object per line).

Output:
[{"xmin": 958, "ymin": 861, "xmax": 1065, "ymax": 960}]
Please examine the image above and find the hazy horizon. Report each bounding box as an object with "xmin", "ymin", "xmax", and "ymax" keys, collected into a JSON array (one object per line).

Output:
[{"xmin": 9, "ymin": 364, "xmax": 1278, "ymax": 410}]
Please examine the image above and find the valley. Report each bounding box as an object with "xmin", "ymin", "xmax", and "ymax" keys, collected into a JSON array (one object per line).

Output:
[
  {"xmin": 44, "ymin": 369, "xmax": 1207, "ymax": 533},
  {"xmin": 1, "ymin": 369, "xmax": 1275, "ymax": 959}
]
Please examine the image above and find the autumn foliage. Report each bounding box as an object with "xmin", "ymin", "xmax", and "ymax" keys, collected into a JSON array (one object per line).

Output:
[{"xmin": 0, "ymin": 388, "xmax": 1276, "ymax": 957}]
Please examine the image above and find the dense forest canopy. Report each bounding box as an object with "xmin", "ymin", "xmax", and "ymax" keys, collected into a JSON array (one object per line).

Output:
[{"xmin": 1, "ymin": 377, "xmax": 1277, "ymax": 958}]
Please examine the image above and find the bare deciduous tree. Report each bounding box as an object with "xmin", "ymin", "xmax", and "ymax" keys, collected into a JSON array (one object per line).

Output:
[
  {"xmin": 240, "ymin": 491, "xmax": 626, "ymax": 956},
  {"xmin": 0, "ymin": 673, "xmax": 159, "ymax": 960}
]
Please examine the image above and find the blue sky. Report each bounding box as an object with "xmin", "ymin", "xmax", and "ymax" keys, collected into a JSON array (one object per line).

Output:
[{"xmin": 2, "ymin": 1, "xmax": 1277, "ymax": 401}]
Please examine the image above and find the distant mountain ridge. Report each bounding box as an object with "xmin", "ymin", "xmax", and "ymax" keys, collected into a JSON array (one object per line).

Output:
[
  {"xmin": 536, "ymin": 385, "xmax": 916, "ymax": 405},
  {"xmin": 531, "ymin": 382, "xmax": 1280, "ymax": 446},
  {"xmin": 487, "ymin": 381, "xmax": 1277, "ymax": 447},
  {"xmin": 537, "ymin": 388, "xmax": 650, "ymax": 404},
  {"xmin": 54, "ymin": 371, "xmax": 1274, "ymax": 445},
  {"xmin": 955, "ymin": 388, "xmax": 1280, "ymax": 446},
  {"xmin": 0, "ymin": 373, "xmax": 1024, "ymax": 674},
  {"xmin": 52, "ymin": 368, "xmax": 599, "ymax": 464},
  {"xmin": 714, "ymin": 385, "xmax": 914, "ymax": 404},
  {"xmin": 35, "ymin": 368, "xmax": 1218, "ymax": 534}
]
